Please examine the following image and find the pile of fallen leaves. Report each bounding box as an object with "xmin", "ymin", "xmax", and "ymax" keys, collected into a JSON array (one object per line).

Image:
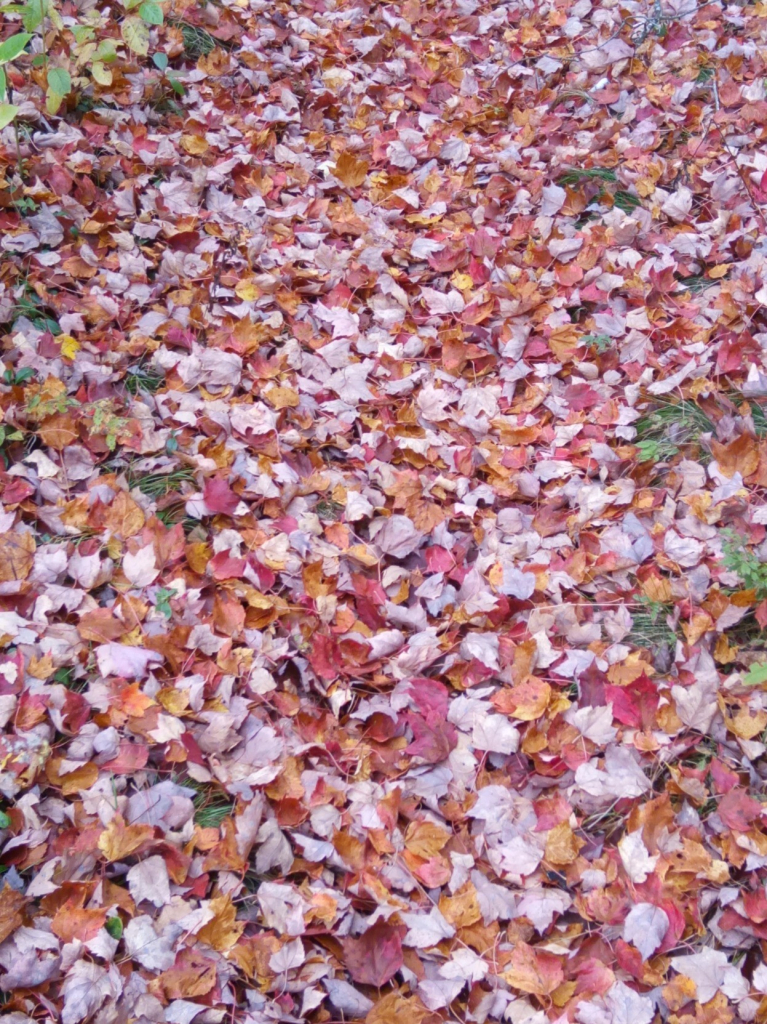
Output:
[{"xmin": 5, "ymin": 0, "xmax": 767, "ymax": 1021}]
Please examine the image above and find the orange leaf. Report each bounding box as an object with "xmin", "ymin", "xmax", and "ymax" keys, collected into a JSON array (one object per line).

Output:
[
  {"xmin": 710, "ymin": 432, "xmax": 759, "ymax": 479},
  {"xmin": 334, "ymin": 150, "xmax": 369, "ymax": 187},
  {"xmin": 196, "ymin": 894, "xmax": 244, "ymax": 951},
  {"xmin": 404, "ymin": 820, "xmax": 450, "ymax": 859},
  {"xmin": 503, "ymin": 941, "xmax": 564, "ymax": 995},
  {"xmin": 51, "ymin": 903, "xmax": 107, "ymax": 943}
]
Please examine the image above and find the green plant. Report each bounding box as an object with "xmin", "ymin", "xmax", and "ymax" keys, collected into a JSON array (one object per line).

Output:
[
  {"xmin": 720, "ymin": 529, "xmax": 767, "ymax": 597},
  {"xmin": 636, "ymin": 437, "xmax": 679, "ymax": 463},
  {"xmin": 582, "ymin": 334, "xmax": 614, "ymax": 354},
  {"xmin": 316, "ymin": 498, "xmax": 343, "ymax": 521},
  {"xmin": 635, "ymin": 398, "xmax": 714, "ymax": 464},
  {"xmin": 52, "ymin": 665, "xmax": 87, "ymax": 692},
  {"xmin": 2, "ymin": 365, "xmax": 34, "ymax": 385},
  {"xmin": 8, "ymin": 281, "xmax": 61, "ymax": 333},
  {"xmin": 152, "ymin": 51, "xmax": 184, "ymax": 96},
  {"xmin": 743, "ymin": 662, "xmax": 767, "ymax": 686},
  {"xmin": 88, "ymin": 400, "xmax": 129, "ymax": 451},
  {"xmin": 154, "ymin": 587, "xmax": 174, "ymax": 619}
]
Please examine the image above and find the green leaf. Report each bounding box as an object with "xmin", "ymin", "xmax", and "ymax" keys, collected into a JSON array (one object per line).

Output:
[
  {"xmin": 121, "ymin": 16, "xmax": 149, "ymax": 55},
  {"xmin": 95, "ymin": 39, "xmax": 118, "ymax": 62},
  {"xmin": 31, "ymin": 53, "xmax": 46, "ymax": 66},
  {"xmin": 105, "ymin": 916, "xmax": 123, "ymax": 940},
  {"xmin": 0, "ymin": 33, "xmax": 32, "ymax": 65},
  {"xmin": 0, "ymin": 810, "xmax": 9, "ymax": 829},
  {"xmin": 91, "ymin": 60, "xmax": 112, "ymax": 86},
  {"xmin": 22, "ymin": 0, "xmax": 47, "ymax": 32},
  {"xmin": 743, "ymin": 663, "xmax": 767, "ymax": 686},
  {"xmin": 0, "ymin": 103, "xmax": 18, "ymax": 130},
  {"xmin": 0, "ymin": 68, "xmax": 6, "ymax": 100},
  {"xmin": 124, "ymin": 0, "xmax": 143, "ymax": 9},
  {"xmin": 153, "ymin": 51, "xmax": 168, "ymax": 71},
  {"xmin": 47, "ymin": 67, "xmax": 71, "ymax": 95},
  {"xmin": 168, "ymin": 74, "xmax": 184, "ymax": 96},
  {"xmin": 139, "ymin": 1, "xmax": 163, "ymax": 25},
  {"xmin": 72, "ymin": 25, "xmax": 96, "ymax": 45}
]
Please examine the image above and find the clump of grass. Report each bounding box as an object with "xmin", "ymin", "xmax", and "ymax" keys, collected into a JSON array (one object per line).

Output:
[
  {"xmin": 627, "ymin": 597, "xmax": 677, "ymax": 650},
  {"xmin": 192, "ymin": 785, "xmax": 234, "ymax": 828},
  {"xmin": 132, "ymin": 467, "xmax": 195, "ymax": 499},
  {"xmin": 125, "ymin": 365, "xmax": 165, "ymax": 395},
  {"xmin": 634, "ymin": 398, "xmax": 714, "ymax": 464},
  {"xmin": 677, "ymin": 274, "xmax": 723, "ymax": 294},
  {"xmin": 613, "ymin": 190, "xmax": 642, "ymax": 213},
  {"xmin": 316, "ymin": 499, "xmax": 343, "ymax": 521},
  {"xmin": 558, "ymin": 168, "xmax": 617, "ymax": 186},
  {"xmin": 170, "ymin": 19, "xmax": 217, "ymax": 57}
]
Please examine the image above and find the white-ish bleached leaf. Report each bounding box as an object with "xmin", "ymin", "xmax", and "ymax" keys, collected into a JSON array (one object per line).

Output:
[
  {"xmin": 459, "ymin": 632, "xmax": 499, "ymax": 670},
  {"xmin": 126, "ymin": 856, "xmax": 170, "ymax": 908},
  {"xmin": 401, "ymin": 906, "xmax": 455, "ymax": 948},
  {"xmin": 421, "ymin": 287, "xmax": 466, "ymax": 315},
  {"xmin": 269, "ymin": 937, "xmax": 306, "ymax": 973},
  {"xmin": 439, "ymin": 947, "xmax": 488, "ymax": 982},
  {"xmin": 623, "ymin": 902, "xmax": 669, "ymax": 959},
  {"xmin": 123, "ymin": 544, "xmax": 159, "ymax": 587},
  {"xmin": 61, "ymin": 961, "xmax": 121, "ymax": 1024},
  {"xmin": 564, "ymin": 704, "xmax": 617, "ymax": 745},
  {"xmin": 517, "ymin": 888, "xmax": 572, "ymax": 934},
  {"xmin": 124, "ymin": 916, "xmax": 176, "ymax": 971},
  {"xmin": 371, "ymin": 514, "xmax": 424, "ymax": 557},
  {"xmin": 618, "ymin": 832, "xmax": 657, "ymax": 884},
  {"xmin": 472, "ymin": 714, "xmax": 519, "ymax": 754},
  {"xmin": 95, "ymin": 643, "xmax": 163, "ymax": 679},
  {"xmin": 670, "ymin": 948, "xmax": 729, "ymax": 1004},
  {"xmin": 499, "ymin": 565, "xmax": 536, "ymax": 599},
  {"xmin": 324, "ymin": 978, "xmax": 374, "ymax": 1018}
]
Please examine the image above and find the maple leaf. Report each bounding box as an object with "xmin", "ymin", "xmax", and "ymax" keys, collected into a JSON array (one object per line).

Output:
[{"xmin": 342, "ymin": 920, "xmax": 405, "ymax": 987}]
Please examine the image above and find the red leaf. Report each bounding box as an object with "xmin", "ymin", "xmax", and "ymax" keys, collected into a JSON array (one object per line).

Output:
[
  {"xmin": 204, "ymin": 476, "xmax": 240, "ymax": 515},
  {"xmin": 342, "ymin": 920, "xmax": 405, "ymax": 987}
]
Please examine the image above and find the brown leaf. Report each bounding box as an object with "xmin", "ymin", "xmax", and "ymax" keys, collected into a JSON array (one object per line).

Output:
[
  {"xmin": 0, "ymin": 531, "xmax": 35, "ymax": 583},
  {"xmin": 342, "ymin": 920, "xmax": 405, "ymax": 987},
  {"xmin": 0, "ymin": 884, "xmax": 26, "ymax": 944}
]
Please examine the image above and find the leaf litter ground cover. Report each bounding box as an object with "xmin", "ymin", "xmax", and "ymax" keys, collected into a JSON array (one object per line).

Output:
[{"xmin": 6, "ymin": 0, "xmax": 767, "ymax": 1022}]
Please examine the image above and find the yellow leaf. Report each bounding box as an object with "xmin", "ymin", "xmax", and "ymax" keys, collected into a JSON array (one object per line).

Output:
[
  {"xmin": 59, "ymin": 334, "xmax": 80, "ymax": 360},
  {"xmin": 709, "ymin": 263, "xmax": 730, "ymax": 279},
  {"xmin": 264, "ymin": 386, "xmax": 299, "ymax": 409},
  {"xmin": 235, "ymin": 279, "xmax": 260, "ymax": 301},
  {"xmin": 181, "ymin": 134, "xmax": 209, "ymax": 155},
  {"xmin": 98, "ymin": 814, "xmax": 153, "ymax": 862}
]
